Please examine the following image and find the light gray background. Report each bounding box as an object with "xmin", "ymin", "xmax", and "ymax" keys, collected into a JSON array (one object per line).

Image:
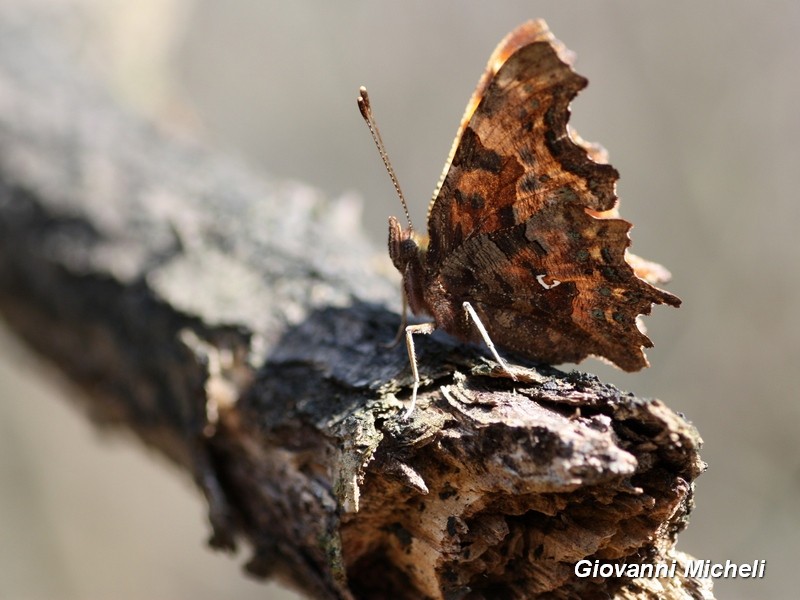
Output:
[{"xmin": 1, "ymin": 2, "xmax": 797, "ymax": 599}]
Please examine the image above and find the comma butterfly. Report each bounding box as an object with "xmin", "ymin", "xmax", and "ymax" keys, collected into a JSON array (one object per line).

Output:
[{"xmin": 358, "ymin": 19, "xmax": 680, "ymax": 412}]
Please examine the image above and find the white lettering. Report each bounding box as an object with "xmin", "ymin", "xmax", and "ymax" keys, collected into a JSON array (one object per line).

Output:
[
  {"xmin": 580, "ymin": 558, "xmax": 766, "ymax": 580},
  {"xmin": 723, "ymin": 560, "xmax": 738, "ymax": 578},
  {"xmin": 684, "ymin": 559, "xmax": 706, "ymax": 578},
  {"xmin": 598, "ymin": 563, "xmax": 613, "ymax": 577},
  {"xmin": 637, "ymin": 563, "xmax": 653, "ymax": 578},
  {"xmin": 653, "ymin": 562, "xmax": 675, "ymax": 578},
  {"xmin": 574, "ymin": 560, "xmax": 593, "ymax": 577}
]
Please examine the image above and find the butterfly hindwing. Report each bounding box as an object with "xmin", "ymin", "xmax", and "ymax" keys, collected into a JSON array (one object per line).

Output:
[{"xmin": 437, "ymin": 202, "xmax": 679, "ymax": 370}]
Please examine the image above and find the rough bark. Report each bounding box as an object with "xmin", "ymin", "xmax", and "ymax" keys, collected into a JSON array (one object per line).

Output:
[{"xmin": 0, "ymin": 10, "xmax": 712, "ymax": 600}]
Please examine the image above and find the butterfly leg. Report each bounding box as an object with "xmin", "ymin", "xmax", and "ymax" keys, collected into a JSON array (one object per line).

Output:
[
  {"xmin": 403, "ymin": 322, "xmax": 436, "ymax": 417},
  {"xmin": 462, "ymin": 301, "xmax": 516, "ymax": 380}
]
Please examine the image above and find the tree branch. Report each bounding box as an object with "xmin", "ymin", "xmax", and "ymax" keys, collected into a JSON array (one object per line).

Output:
[{"xmin": 0, "ymin": 13, "xmax": 712, "ymax": 600}]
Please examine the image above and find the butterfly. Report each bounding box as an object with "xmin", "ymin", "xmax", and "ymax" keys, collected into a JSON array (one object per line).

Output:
[{"xmin": 358, "ymin": 20, "xmax": 680, "ymax": 412}]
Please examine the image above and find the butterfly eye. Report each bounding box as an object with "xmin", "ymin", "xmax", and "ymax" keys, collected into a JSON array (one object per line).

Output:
[
  {"xmin": 400, "ymin": 238, "xmax": 418, "ymax": 255},
  {"xmin": 388, "ymin": 217, "xmax": 421, "ymax": 271}
]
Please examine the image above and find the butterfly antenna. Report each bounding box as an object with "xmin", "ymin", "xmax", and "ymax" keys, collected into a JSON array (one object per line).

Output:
[{"xmin": 357, "ymin": 86, "xmax": 414, "ymax": 231}]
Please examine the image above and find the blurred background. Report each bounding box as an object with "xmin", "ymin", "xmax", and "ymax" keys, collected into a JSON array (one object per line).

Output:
[{"xmin": 1, "ymin": 1, "xmax": 798, "ymax": 599}]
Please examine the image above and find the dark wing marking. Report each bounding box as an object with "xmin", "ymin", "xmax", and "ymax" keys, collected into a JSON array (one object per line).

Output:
[
  {"xmin": 426, "ymin": 20, "xmax": 618, "ymax": 269},
  {"xmin": 436, "ymin": 203, "xmax": 680, "ymax": 371}
]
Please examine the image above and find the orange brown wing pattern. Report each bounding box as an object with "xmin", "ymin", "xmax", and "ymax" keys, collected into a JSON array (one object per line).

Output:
[
  {"xmin": 421, "ymin": 20, "xmax": 679, "ymax": 371},
  {"xmin": 436, "ymin": 203, "xmax": 678, "ymax": 371},
  {"xmin": 427, "ymin": 20, "xmax": 618, "ymax": 265}
]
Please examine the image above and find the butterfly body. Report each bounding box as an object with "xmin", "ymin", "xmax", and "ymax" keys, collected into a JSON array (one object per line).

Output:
[{"xmin": 388, "ymin": 216, "xmax": 469, "ymax": 343}]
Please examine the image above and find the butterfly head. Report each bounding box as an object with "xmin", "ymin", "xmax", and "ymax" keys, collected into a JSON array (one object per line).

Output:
[
  {"xmin": 388, "ymin": 216, "xmax": 431, "ymax": 316},
  {"xmin": 388, "ymin": 216, "xmax": 426, "ymax": 269}
]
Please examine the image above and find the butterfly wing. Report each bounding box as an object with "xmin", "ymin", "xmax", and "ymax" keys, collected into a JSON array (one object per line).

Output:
[
  {"xmin": 426, "ymin": 19, "xmax": 617, "ymax": 265},
  {"xmin": 424, "ymin": 20, "xmax": 680, "ymax": 371},
  {"xmin": 437, "ymin": 203, "xmax": 679, "ymax": 371}
]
